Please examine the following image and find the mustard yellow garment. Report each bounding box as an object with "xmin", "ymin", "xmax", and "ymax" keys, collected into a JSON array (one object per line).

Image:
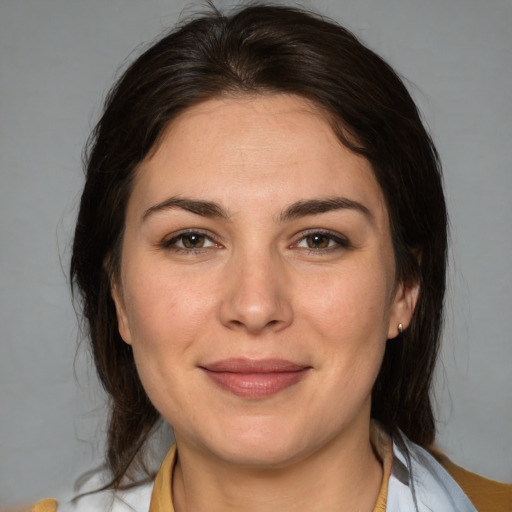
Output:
[
  {"xmin": 29, "ymin": 498, "xmax": 58, "ymax": 512},
  {"xmin": 429, "ymin": 449, "xmax": 512, "ymax": 512}
]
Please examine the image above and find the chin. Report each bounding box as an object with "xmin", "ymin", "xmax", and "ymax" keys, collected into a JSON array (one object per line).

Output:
[
  {"xmin": 200, "ymin": 418, "xmax": 324, "ymax": 469},
  {"xmin": 216, "ymin": 441, "xmax": 304, "ymax": 469}
]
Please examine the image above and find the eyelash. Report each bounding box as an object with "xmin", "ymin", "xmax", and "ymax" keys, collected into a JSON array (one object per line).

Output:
[
  {"xmin": 161, "ymin": 229, "xmax": 220, "ymax": 254},
  {"xmin": 161, "ymin": 229, "xmax": 350, "ymax": 255},
  {"xmin": 292, "ymin": 230, "xmax": 351, "ymax": 253}
]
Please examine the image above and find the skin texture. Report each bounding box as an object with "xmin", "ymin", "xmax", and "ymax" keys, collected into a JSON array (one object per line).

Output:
[{"xmin": 112, "ymin": 94, "xmax": 418, "ymax": 512}]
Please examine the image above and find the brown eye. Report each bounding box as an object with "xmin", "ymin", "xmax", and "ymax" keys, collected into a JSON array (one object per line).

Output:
[
  {"xmin": 306, "ymin": 233, "xmax": 330, "ymax": 249},
  {"xmin": 295, "ymin": 231, "xmax": 350, "ymax": 252},
  {"xmin": 181, "ymin": 233, "xmax": 206, "ymax": 248},
  {"xmin": 163, "ymin": 230, "xmax": 218, "ymax": 252}
]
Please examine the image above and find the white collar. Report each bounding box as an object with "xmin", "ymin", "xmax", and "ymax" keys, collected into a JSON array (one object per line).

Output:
[{"xmin": 387, "ymin": 432, "xmax": 478, "ymax": 512}]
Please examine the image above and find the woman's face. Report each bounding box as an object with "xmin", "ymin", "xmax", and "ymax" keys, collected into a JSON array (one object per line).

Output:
[{"xmin": 112, "ymin": 94, "xmax": 417, "ymax": 467}]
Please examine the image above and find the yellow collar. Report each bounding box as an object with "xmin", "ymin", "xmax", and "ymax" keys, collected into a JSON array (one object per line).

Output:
[
  {"xmin": 149, "ymin": 443, "xmax": 177, "ymax": 512},
  {"xmin": 149, "ymin": 424, "xmax": 393, "ymax": 512},
  {"xmin": 370, "ymin": 422, "xmax": 393, "ymax": 512}
]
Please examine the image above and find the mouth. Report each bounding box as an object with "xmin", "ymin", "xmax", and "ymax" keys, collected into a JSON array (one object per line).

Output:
[{"xmin": 199, "ymin": 358, "xmax": 311, "ymax": 399}]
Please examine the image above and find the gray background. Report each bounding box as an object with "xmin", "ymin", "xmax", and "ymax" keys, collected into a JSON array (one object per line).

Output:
[{"xmin": 1, "ymin": 0, "xmax": 511, "ymax": 506}]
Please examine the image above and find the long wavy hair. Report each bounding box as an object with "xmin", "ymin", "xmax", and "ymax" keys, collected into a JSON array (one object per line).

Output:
[{"xmin": 71, "ymin": 3, "xmax": 447, "ymax": 489}]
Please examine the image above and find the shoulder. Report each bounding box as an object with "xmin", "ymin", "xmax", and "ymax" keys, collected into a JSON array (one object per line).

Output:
[
  {"xmin": 31, "ymin": 500, "xmax": 58, "ymax": 512},
  {"xmin": 30, "ymin": 481, "xmax": 153, "ymax": 512},
  {"xmin": 0, "ymin": 499, "xmax": 59, "ymax": 512},
  {"xmin": 429, "ymin": 448, "xmax": 512, "ymax": 512}
]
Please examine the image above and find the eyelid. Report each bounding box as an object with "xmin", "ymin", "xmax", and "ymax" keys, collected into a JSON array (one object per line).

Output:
[
  {"xmin": 161, "ymin": 228, "xmax": 222, "ymax": 250},
  {"xmin": 160, "ymin": 228, "xmax": 350, "ymax": 252},
  {"xmin": 291, "ymin": 229, "xmax": 350, "ymax": 250}
]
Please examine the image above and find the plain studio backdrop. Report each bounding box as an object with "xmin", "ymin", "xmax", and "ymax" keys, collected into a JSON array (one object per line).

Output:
[{"xmin": 0, "ymin": 0, "xmax": 511, "ymax": 506}]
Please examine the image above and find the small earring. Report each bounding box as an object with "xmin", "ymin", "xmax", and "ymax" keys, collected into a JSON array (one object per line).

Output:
[{"xmin": 397, "ymin": 323, "xmax": 404, "ymax": 335}]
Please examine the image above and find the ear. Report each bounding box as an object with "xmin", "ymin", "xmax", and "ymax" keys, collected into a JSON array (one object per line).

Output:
[
  {"xmin": 111, "ymin": 279, "xmax": 132, "ymax": 345},
  {"xmin": 387, "ymin": 279, "xmax": 420, "ymax": 339}
]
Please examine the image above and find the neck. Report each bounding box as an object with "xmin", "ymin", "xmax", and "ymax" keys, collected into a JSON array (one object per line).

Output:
[{"xmin": 172, "ymin": 424, "xmax": 383, "ymax": 512}]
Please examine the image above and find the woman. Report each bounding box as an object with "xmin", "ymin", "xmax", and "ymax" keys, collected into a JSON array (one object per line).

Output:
[{"xmin": 32, "ymin": 4, "xmax": 511, "ymax": 512}]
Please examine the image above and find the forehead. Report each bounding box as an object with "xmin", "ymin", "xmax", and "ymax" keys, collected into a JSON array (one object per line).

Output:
[
  {"xmin": 131, "ymin": 94, "xmax": 388, "ymax": 224},
  {"xmin": 149, "ymin": 94, "xmax": 340, "ymax": 169}
]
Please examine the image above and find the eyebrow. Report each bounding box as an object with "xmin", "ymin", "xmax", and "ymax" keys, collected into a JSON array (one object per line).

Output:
[
  {"xmin": 142, "ymin": 196, "xmax": 372, "ymax": 223},
  {"xmin": 142, "ymin": 197, "xmax": 230, "ymax": 221},
  {"xmin": 278, "ymin": 197, "xmax": 372, "ymax": 223}
]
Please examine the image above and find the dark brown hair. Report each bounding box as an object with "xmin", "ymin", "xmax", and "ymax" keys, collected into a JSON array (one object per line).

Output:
[{"xmin": 71, "ymin": 3, "xmax": 447, "ymax": 489}]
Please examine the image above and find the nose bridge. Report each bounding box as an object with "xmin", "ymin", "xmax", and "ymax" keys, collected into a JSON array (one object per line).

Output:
[{"xmin": 219, "ymin": 240, "xmax": 292, "ymax": 333}]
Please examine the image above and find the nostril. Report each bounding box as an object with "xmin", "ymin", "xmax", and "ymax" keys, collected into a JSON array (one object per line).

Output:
[
  {"xmin": 227, "ymin": 317, "xmax": 283, "ymax": 333},
  {"xmin": 219, "ymin": 278, "xmax": 293, "ymax": 333}
]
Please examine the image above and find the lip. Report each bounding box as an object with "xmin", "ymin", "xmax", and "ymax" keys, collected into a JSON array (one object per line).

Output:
[{"xmin": 200, "ymin": 358, "xmax": 311, "ymax": 399}]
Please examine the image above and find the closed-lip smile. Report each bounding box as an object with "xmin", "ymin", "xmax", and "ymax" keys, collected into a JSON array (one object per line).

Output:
[{"xmin": 200, "ymin": 358, "xmax": 311, "ymax": 398}]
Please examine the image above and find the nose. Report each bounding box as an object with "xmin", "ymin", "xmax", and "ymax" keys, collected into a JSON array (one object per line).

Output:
[{"xmin": 219, "ymin": 249, "xmax": 293, "ymax": 334}]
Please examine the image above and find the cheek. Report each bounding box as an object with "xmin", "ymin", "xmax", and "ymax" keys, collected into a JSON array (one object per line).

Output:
[
  {"xmin": 120, "ymin": 270, "xmax": 214, "ymax": 416},
  {"xmin": 122, "ymin": 267, "xmax": 214, "ymax": 355},
  {"xmin": 297, "ymin": 264, "xmax": 393, "ymax": 341},
  {"xmin": 296, "ymin": 263, "xmax": 392, "ymax": 398}
]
